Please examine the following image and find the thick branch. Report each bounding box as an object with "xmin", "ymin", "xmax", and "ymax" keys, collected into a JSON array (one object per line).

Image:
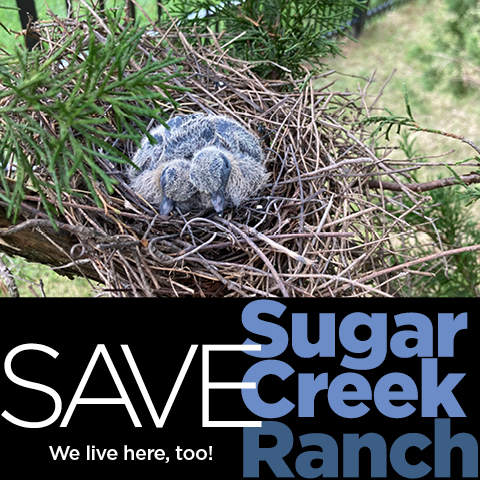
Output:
[
  {"xmin": 0, "ymin": 203, "xmax": 103, "ymax": 282},
  {"xmin": 368, "ymin": 173, "xmax": 480, "ymax": 193}
]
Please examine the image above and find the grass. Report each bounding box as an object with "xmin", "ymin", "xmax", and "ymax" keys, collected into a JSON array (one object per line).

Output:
[
  {"xmin": 0, "ymin": 0, "xmax": 171, "ymax": 52},
  {"xmin": 324, "ymin": 0, "xmax": 480, "ymax": 179},
  {"xmin": 0, "ymin": 255, "xmax": 94, "ymax": 297}
]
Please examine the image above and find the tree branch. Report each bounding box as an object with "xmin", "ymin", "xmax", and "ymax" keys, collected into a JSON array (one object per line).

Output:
[
  {"xmin": 411, "ymin": 125, "xmax": 480, "ymax": 157},
  {"xmin": 0, "ymin": 204, "xmax": 103, "ymax": 282},
  {"xmin": 357, "ymin": 243, "xmax": 480, "ymax": 285},
  {"xmin": 368, "ymin": 173, "xmax": 480, "ymax": 193}
]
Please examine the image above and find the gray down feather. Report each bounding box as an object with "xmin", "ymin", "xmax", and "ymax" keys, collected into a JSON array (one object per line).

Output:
[{"xmin": 127, "ymin": 114, "xmax": 268, "ymax": 214}]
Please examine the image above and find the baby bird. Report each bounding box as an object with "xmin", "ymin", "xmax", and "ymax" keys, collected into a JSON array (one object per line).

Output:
[
  {"xmin": 190, "ymin": 146, "xmax": 267, "ymax": 214},
  {"xmin": 127, "ymin": 114, "xmax": 268, "ymax": 215},
  {"xmin": 159, "ymin": 160, "xmax": 199, "ymax": 215}
]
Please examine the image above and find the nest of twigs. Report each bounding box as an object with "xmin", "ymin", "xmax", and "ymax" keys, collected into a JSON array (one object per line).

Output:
[{"xmin": 2, "ymin": 12, "xmax": 441, "ymax": 297}]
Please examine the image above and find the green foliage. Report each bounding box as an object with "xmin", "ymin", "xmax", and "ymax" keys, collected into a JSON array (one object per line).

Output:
[
  {"xmin": 362, "ymin": 87, "xmax": 480, "ymax": 295},
  {"xmin": 0, "ymin": 4, "xmax": 18, "ymax": 48},
  {"xmin": 359, "ymin": 84, "xmax": 417, "ymax": 140},
  {"xmin": 362, "ymin": 83, "xmax": 480, "ymax": 208},
  {"xmin": 0, "ymin": 254, "xmax": 93, "ymax": 297},
  {"xmin": 443, "ymin": 162, "xmax": 480, "ymax": 206},
  {"xmin": 404, "ymin": 185, "xmax": 480, "ymax": 297},
  {"xmin": 408, "ymin": 0, "xmax": 480, "ymax": 96},
  {"xmin": 0, "ymin": 11, "xmax": 187, "ymax": 225},
  {"xmin": 390, "ymin": 131, "xmax": 480, "ymax": 297},
  {"xmin": 167, "ymin": 0, "xmax": 364, "ymax": 80}
]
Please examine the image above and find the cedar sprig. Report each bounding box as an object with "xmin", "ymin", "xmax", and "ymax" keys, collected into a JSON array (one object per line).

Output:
[{"xmin": 0, "ymin": 9, "xmax": 188, "ymax": 225}]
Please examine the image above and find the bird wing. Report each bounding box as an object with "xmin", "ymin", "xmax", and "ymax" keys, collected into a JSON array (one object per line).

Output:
[
  {"xmin": 213, "ymin": 117, "xmax": 264, "ymax": 162},
  {"xmin": 164, "ymin": 115, "xmax": 215, "ymax": 161}
]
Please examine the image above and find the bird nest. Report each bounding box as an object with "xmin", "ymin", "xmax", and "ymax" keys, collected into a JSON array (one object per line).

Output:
[{"xmin": 1, "ymin": 13, "xmax": 435, "ymax": 297}]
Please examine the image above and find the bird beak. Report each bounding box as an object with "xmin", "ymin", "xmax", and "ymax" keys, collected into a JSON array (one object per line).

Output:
[
  {"xmin": 211, "ymin": 190, "xmax": 225, "ymax": 215},
  {"xmin": 159, "ymin": 196, "xmax": 176, "ymax": 216}
]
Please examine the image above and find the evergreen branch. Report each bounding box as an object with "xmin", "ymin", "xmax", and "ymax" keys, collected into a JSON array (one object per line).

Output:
[
  {"xmin": 360, "ymin": 84, "xmax": 480, "ymax": 158},
  {"xmin": 0, "ymin": 12, "xmax": 189, "ymax": 226},
  {"xmin": 403, "ymin": 83, "xmax": 414, "ymax": 121},
  {"xmin": 409, "ymin": 125, "xmax": 480, "ymax": 157},
  {"xmin": 166, "ymin": 0, "xmax": 365, "ymax": 80}
]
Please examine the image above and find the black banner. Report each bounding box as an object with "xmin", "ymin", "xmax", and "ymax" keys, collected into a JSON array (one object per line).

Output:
[{"xmin": 1, "ymin": 299, "xmax": 477, "ymax": 478}]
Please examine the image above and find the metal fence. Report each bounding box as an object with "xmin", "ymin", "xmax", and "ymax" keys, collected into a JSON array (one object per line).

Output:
[{"xmin": 11, "ymin": 0, "xmax": 414, "ymax": 50}]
